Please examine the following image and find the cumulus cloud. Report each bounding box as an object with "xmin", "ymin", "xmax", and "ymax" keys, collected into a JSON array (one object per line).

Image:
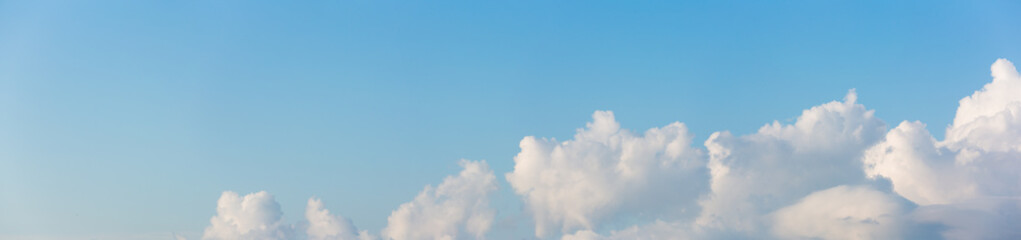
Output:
[
  {"xmin": 505, "ymin": 111, "xmax": 707, "ymax": 237},
  {"xmin": 382, "ymin": 160, "xmax": 498, "ymax": 240},
  {"xmin": 862, "ymin": 121, "xmax": 978, "ymax": 205},
  {"xmin": 197, "ymin": 59, "xmax": 1021, "ymax": 240},
  {"xmin": 695, "ymin": 90, "xmax": 887, "ymax": 235},
  {"xmin": 202, "ymin": 191, "xmax": 369, "ymax": 240},
  {"xmin": 530, "ymin": 59, "xmax": 1021, "ymax": 240},
  {"xmin": 863, "ymin": 59, "xmax": 1021, "ymax": 239},
  {"xmin": 946, "ymin": 59, "xmax": 1021, "ymax": 153},
  {"xmin": 305, "ymin": 198, "xmax": 372, "ymax": 240},
  {"xmin": 203, "ymin": 191, "xmax": 294, "ymax": 240},
  {"xmin": 201, "ymin": 161, "xmax": 493, "ymax": 240},
  {"xmin": 511, "ymin": 92, "xmax": 903, "ymax": 239}
]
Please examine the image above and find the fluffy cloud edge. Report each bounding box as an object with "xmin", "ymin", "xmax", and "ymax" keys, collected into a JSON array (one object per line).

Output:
[
  {"xmin": 195, "ymin": 59, "xmax": 1021, "ymax": 240},
  {"xmin": 506, "ymin": 110, "xmax": 707, "ymax": 237},
  {"xmin": 199, "ymin": 160, "xmax": 496, "ymax": 240},
  {"xmin": 382, "ymin": 159, "xmax": 498, "ymax": 240}
]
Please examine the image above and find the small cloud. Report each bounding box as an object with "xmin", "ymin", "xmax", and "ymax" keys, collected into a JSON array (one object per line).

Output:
[
  {"xmin": 383, "ymin": 160, "xmax": 498, "ymax": 240},
  {"xmin": 202, "ymin": 191, "xmax": 294, "ymax": 240}
]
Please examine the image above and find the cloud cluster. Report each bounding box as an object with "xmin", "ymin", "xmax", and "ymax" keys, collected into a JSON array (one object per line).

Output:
[
  {"xmin": 505, "ymin": 111, "xmax": 707, "ymax": 237},
  {"xmin": 863, "ymin": 59, "xmax": 1021, "ymax": 239},
  {"xmin": 200, "ymin": 59, "xmax": 1021, "ymax": 240},
  {"xmin": 533, "ymin": 60, "xmax": 1021, "ymax": 239},
  {"xmin": 696, "ymin": 90, "xmax": 886, "ymax": 235},
  {"xmin": 548, "ymin": 90, "xmax": 896, "ymax": 239},
  {"xmin": 201, "ymin": 160, "xmax": 496, "ymax": 240}
]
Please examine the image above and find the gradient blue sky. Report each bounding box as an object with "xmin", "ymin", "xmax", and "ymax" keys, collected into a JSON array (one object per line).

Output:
[{"xmin": 2, "ymin": 0, "xmax": 1020, "ymax": 238}]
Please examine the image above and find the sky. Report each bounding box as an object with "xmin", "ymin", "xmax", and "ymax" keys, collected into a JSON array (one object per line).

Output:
[{"xmin": 1, "ymin": 1, "xmax": 1021, "ymax": 240}]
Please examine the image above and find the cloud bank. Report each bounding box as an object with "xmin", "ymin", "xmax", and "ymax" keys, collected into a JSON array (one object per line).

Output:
[
  {"xmin": 529, "ymin": 59, "xmax": 1021, "ymax": 239},
  {"xmin": 199, "ymin": 59, "xmax": 1021, "ymax": 240},
  {"xmin": 201, "ymin": 160, "xmax": 496, "ymax": 240}
]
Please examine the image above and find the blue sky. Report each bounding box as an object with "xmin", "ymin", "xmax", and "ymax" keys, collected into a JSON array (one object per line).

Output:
[{"xmin": 2, "ymin": 1, "xmax": 1021, "ymax": 239}]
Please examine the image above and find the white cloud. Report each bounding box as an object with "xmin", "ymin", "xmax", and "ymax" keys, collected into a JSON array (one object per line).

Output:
[
  {"xmin": 558, "ymin": 59, "xmax": 1021, "ymax": 238},
  {"xmin": 199, "ymin": 161, "xmax": 494, "ymax": 240},
  {"xmin": 863, "ymin": 59, "xmax": 1021, "ymax": 239},
  {"xmin": 194, "ymin": 59, "xmax": 1021, "ymax": 240},
  {"xmin": 382, "ymin": 160, "xmax": 498, "ymax": 240},
  {"xmin": 771, "ymin": 185, "xmax": 905, "ymax": 240},
  {"xmin": 505, "ymin": 111, "xmax": 707, "ymax": 237},
  {"xmin": 862, "ymin": 121, "xmax": 978, "ymax": 205},
  {"xmin": 696, "ymin": 90, "xmax": 886, "ymax": 234},
  {"xmin": 305, "ymin": 198, "xmax": 372, "ymax": 240},
  {"xmin": 554, "ymin": 90, "xmax": 910, "ymax": 240},
  {"xmin": 203, "ymin": 191, "xmax": 294, "ymax": 240},
  {"xmin": 946, "ymin": 59, "xmax": 1021, "ymax": 153}
]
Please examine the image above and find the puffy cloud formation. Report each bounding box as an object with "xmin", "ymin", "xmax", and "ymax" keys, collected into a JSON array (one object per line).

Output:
[
  {"xmin": 863, "ymin": 59, "xmax": 1021, "ymax": 239},
  {"xmin": 946, "ymin": 59, "xmax": 1021, "ymax": 153},
  {"xmin": 306, "ymin": 198, "xmax": 372, "ymax": 240},
  {"xmin": 203, "ymin": 191, "xmax": 294, "ymax": 240},
  {"xmin": 198, "ymin": 59, "xmax": 1021, "ymax": 240},
  {"xmin": 202, "ymin": 192, "xmax": 370, "ymax": 240},
  {"xmin": 550, "ymin": 92, "xmax": 898, "ymax": 240},
  {"xmin": 505, "ymin": 111, "xmax": 707, "ymax": 237},
  {"xmin": 382, "ymin": 160, "xmax": 498, "ymax": 240},
  {"xmin": 862, "ymin": 121, "xmax": 977, "ymax": 205},
  {"xmin": 562, "ymin": 59, "xmax": 1021, "ymax": 240},
  {"xmin": 771, "ymin": 185, "xmax": 905, "ymax": 240},
  {"xmin": 512, "ymin": 91, "xmax": 901, "ymax": 239},
  {"xmin": 201, "ymin": 161, "xmax": 493, "ymax": 240},
  {"xmin": 696, "ymin": 90, "xmax": 886, "ymax": 234}
]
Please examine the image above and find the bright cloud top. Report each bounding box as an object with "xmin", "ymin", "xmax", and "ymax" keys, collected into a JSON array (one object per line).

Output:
[
  {"xmin": 203, "ymin": 191, "xmax": 293, "ymax": 240},
  {"xmin": 305, "ymin": 198, "xmax": 372, "ymax": 240},
  {"xmin": 199, "ymin": 59, "xmax": 1020, "ymax": 240},
  {"xmin": 863, "ymin": 59, "xmax": 1021, "ymax": 239},
  {"xmin": 201, "ymin": 160, "xmax": 496, "ymax": 240},
  {"xmin": 382, "ymin": 160, "xmax": 498, "ymax": 240},
  {"xmin": 506, "ymin": 110, "xmax": 707, "ymax": 237},
  {"xmin": 697, "ymin": 89, "xmax": 886, "ymax": 235},
  {"xmin": 536, "ymin": 59, "xmax": 1021, "ymax": 240}
]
